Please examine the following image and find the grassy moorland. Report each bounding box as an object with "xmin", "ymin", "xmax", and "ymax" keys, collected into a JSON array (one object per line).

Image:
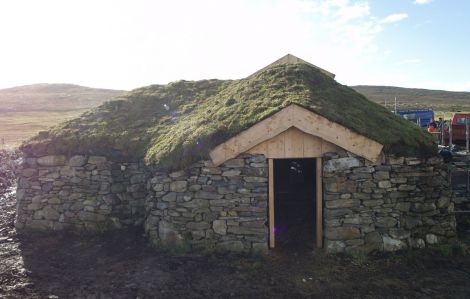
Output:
[
  {"xmin": 352, "ymin": 85, "xmax": 470, "ymax": 112},
  {"xmin": 0, "ymin": 84, "xmax": 124, "ymax": 148}
]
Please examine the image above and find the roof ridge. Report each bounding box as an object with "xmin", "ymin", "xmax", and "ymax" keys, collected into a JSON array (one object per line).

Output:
[{"xmin": 250, "ymin": 54, "xmax": 335, "ymax": 79}]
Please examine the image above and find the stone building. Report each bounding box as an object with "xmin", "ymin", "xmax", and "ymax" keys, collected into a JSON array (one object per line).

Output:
[{"xmin": 16, "ymin": 55, "xmax": 456, "ymax": 253}]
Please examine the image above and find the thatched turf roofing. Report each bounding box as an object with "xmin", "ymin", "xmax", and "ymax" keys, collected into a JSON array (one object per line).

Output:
[{"xmin": 21, "ymin": 55, "xmax": 436, "ymax": 169}]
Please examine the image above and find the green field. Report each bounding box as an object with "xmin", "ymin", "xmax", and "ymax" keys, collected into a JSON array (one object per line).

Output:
[
  {"xmin": 0, "ymin": 110, "xmax": 88, "ymax": 149},
  {"xmin": 0, "ymin": 83, "xmax": 124, "ymax": 149}
]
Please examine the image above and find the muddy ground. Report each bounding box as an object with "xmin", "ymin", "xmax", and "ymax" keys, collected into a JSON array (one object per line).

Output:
[{"xmin": 1, "ymin": 152, "xmax": 470, "ymax": 298}]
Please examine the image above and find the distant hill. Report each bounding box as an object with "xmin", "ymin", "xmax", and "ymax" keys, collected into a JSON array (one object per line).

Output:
[
  {"xmin": 0, "ymin": 83, "xmax": 125, "ymax": 113},
  {"xmin": 0, "ymin": 84, "xmax": 125, "ymax": 148},
  {"xmin": 351, "ymin": 85, "xmax": 470, "ymax": 111}
]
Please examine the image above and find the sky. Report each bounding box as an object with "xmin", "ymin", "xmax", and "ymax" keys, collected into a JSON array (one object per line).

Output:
[{"xmin": 0, "ymin": 0, "xmax": 469, "ymax": 91}]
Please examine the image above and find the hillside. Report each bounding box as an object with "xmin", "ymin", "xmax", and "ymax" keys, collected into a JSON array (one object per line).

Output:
[
  {"xmin": 0, "ymin": 83, "xmax": 124, "ymax": 113},
  {"xmin": 351, "ymin": 85, "xmax": 470, "ymax": 111},
  {"xmin": 0, "ymin": 84, "xmax": 125, "ymax": 148}
]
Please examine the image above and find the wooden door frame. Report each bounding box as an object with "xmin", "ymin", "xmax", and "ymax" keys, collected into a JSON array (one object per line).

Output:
[{"xmin": 268, "ymin": 157, "xmax": 323, "ymax": 249}]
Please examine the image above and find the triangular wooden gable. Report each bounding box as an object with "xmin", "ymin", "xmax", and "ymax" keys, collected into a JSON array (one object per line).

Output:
[{"xmin": 209, "ymin": 104, "xmax": 383, "ymax": 165}]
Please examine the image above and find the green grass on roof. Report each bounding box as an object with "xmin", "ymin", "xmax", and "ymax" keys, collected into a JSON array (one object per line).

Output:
[{"xmin": 21, "ymin": 63, "xmax": 436, "ymax": 169}]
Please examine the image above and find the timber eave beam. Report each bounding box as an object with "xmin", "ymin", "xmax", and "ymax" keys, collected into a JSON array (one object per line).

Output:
[{"xmin": 209, "ymin": 104, "xmax": 383, "ymax": 165}]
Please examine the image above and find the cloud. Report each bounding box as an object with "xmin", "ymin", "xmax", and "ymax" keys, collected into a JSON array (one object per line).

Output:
[
  {"xmin": 396, "ymin": 59, "xmax": 421, "ymax": 65},
  {"xmin": 380, "ymin": 13, "xmax": 409, "ymax": 24},
  {"xmin": 414, "ymin": 0, "xmax": 432, "ymax": 4}
]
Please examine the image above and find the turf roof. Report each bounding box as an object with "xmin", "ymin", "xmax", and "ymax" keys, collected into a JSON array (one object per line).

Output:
[{"xmin": 21, "ymin": 56, "xmax": 436, "ymax": 169}]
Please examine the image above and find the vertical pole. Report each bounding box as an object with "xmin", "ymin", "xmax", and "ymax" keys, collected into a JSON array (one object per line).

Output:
[
  {"xmin": 316, "ymin": 157, "xmax": 323, "ymax": 249},
  {"xmin": 467, "ymin": 169, "xmax": 469, "ymax": 193},
  {"xmin": 394, "ymin": 97, "xmax": 397, "ymax": 114},
  {"xmin": 268, "ymin": 158, "xmax": 275, "ymax": 249},
  {"xmin": 440, "ymin": 120, "xmax": 445, "ymax": 145},
  {"xmin": 449, "ymin": 122, "xmax": 453, "ymax": 148},
  {"xmin": 466, "ymin": 117, "xmax": 469, "ymax": 152}
]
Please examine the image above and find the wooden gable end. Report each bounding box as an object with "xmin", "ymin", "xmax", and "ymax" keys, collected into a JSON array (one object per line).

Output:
[{"xmin": 209, "ymin": 104, "xmax": 383, "ymax": 165}]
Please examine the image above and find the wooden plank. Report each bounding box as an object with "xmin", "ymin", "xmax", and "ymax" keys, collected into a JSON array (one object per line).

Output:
[
  {"xmin": 268, "ymin": 159, "xmax": 275, "ymax": 249},
  {"xmin": 246, "ymin": 141, "xmax": 267, "ymax": 155},
  {"xmin": 284, "ymin": 127, "xmax": 304, "ymax": 157},
  {"xmin": 303, "ymin": 133, "xmax": 322, "ymax": 157},
  {"xmin": 290, "ymin": 105, "xmax": 383, "ymax": 162},
  {"xmin": 209, "ymin": 104, "xmax": 383, "ymax": 165},
  {"xmin": 267, "ymin": 130, "xmax": 285, "ymax": 158},
  {"xmin": 321, "ymin": 139, "xmax": 341, "ymax": 154},
  {"xmin": 316, "ymin": 157, "xmax": 323, "ymax": 248},
  {"xmin": 210, "ymin": 106, "xmax": 294, "ymax": 165}
]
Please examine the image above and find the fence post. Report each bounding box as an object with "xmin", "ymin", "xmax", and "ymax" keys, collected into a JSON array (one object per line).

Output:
[
  {"xmin": 440, "ymin": 121, "xmax": 445, "ymax": 145},
  {"xmin": 449, "ymin": 121, "xmax": 453, "ymax": 148},
  {"xmin": 466, "ymin": 117, "xmax": 470, "ymax": 152}
]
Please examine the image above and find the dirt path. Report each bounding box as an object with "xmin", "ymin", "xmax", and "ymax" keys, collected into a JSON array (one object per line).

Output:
[{"xmin": 1, "ymin": 150, "xmax": 470, "ymax": 298}]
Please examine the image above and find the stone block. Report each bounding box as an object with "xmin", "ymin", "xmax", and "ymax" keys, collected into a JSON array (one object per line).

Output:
[
  {"xmin": 48, "ymin": 197, "xmax": 61, "ymax": 204},
  {"xmin": 37, "ymin": 155, "xmax": 67, "ymax": 166},
  {"xmin": 405, "ymin": 158, "xmax": 422, "ymax": 166},
  {"xmin": 326, "ymin": 240, "xmax": 346, "ymax": 252},
  {"xmin": 130, "ymin": 173, "xmax": 145, "ymax": 184},
  {"xmin": 378, "ymin": 181, "xmax": 392, "ymax": 189},
  {"xmin": 42, "ymin": 207, "xmax": 60, "ymax": 221},
  {"xmin": 20, "ymin": 168, "xmax": 38, "ymax": 178},
  {"xmin": 223, "ymin": 159, "xmax": 245, "ymax": 168},
  {"xmin": 244, "ymin": 177, "xmax": 268, "ymax": 183},
  {"xmin": 213, "ymin": 220, "xmax": 227, "ymax": 235},
  {"xmin": 365, "ymin": 231, "xmax": 382, "ymax": 244},
  {"xmin": 170, "ymin": 181, "xmax": 188, "ymax": 192},
  {"xmin": 426, "ymin": 234, "xmax": 438, "ymax": 244},
  {"xmin": 88, "ymin": 156, "xmax": 107, "ymax": 164},
  {"xmin": 162, "ymin": 192, "xmax": 177, "ymax": 202},
  {"xmin": 227, "ymin": 226, "xmax": 266, "ymax": 235},
  {"xmin": 69, "ymin": 155, "xmax": 87, "ymax": 167},
  {"xmin": 324, "ymin": 157, "xmax": 362, "ymax": 172},
  {"xmin": 383, "ymin": 236, "xmax": 407, "ymax": 251},
  {"xmin": 217, "ymin": 241, "xmax": 245, "ymax": 252},
  {"xmin": 222, "ymin": 170, "xmax": 241, "ymax": 177},
  {"xmin": 195, "ymin": 191, "xmax": 223, "ymax": 200},
  {"xmin": 374, "ymin": 171, "xmax": 390, "ymax": 180},
  {"xmin": 186, "ymin": 222, "xmax": 210, "ymax": 230},
  {"xmin": 325, "ymin": 227, "xmax": 360, "ymax": 240},
  {"xmin": 353, "ymin": 166, "xmax": 375, "ymax": 173},
  {"xmin": 188, "ymin": 184, "xmax": 201, "ymax": 192},
  {"xmin": 395, "ymin": 202, "xmax": 411, "ymax": 212},
  {"xmin": 325, "ymin": 199, "xmax": 360, "ymax": 209},
  {"xmin": 403, "ymin": 216, "xmax": 422, "ymax": 229},
  {"xmin": 389, "ymin": 229, "xmax": 410, "ymax": 240},
  {"xmin": 398, "ymin": 184, "xmax": 416, "ymax": 191},
  {"xmin": 362, "ymin": 199, "xmax": 384, "ymax": 207},
  {"xmin": 436, "ymin": 197, "xmax": 450, "ymax": 209},
  {"xmin": 110, "ymin": 183, "xmax": 125, "ymax": 193},
  {"xmin": 411, "ymin": 203, "xmax": 436, "ymax": 213},
  {"xmin": 387, "ymin": 156, "xmax": 404, "ymax": 165},
  {"xmin": 202, "ymin": 167, "xmax": 222, "ymax": 175},
  {"xmin": 391, "ymin": 177, "xmax": 407, "ymax": 184},
  {"xmin": 252, "ymin": 242, "xmax": 267, "ymax": 253},
  {"xmin": 375, "ymin": 217, "xmax": 397, "ymax": 228},
  {"xmin": 410, "ymin": 238, "xmax": 426, "ymax": 249},
  {"xmin": 180, "ymin": 199, "xmax": 209, "ymax": 208}
]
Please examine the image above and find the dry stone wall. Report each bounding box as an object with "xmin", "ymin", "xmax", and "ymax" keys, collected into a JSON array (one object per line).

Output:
[
  {"xmin": 16, "ymin": 155, "xmax": 148, "ymax": 231},
  {"xmin": 15, "ymin": 150, "xmax": 456, "ymax": 254},
  {"xmin": 323, "ymin": 153, "xmax": 456, "ymax": 253},
  {"xmin": 144, "ymin": 154, "xmax": 268, "ymax": 252}
]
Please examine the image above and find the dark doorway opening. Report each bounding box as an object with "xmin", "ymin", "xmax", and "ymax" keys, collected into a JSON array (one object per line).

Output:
[{"xmin": 273, "ymin": 158, "xmax": 316, "ymax": 249}]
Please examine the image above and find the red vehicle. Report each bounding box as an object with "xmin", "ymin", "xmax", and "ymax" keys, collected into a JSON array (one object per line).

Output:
[{"xmin": 443, "ymin": 113, "xmax": 470, "ymax": 145}]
